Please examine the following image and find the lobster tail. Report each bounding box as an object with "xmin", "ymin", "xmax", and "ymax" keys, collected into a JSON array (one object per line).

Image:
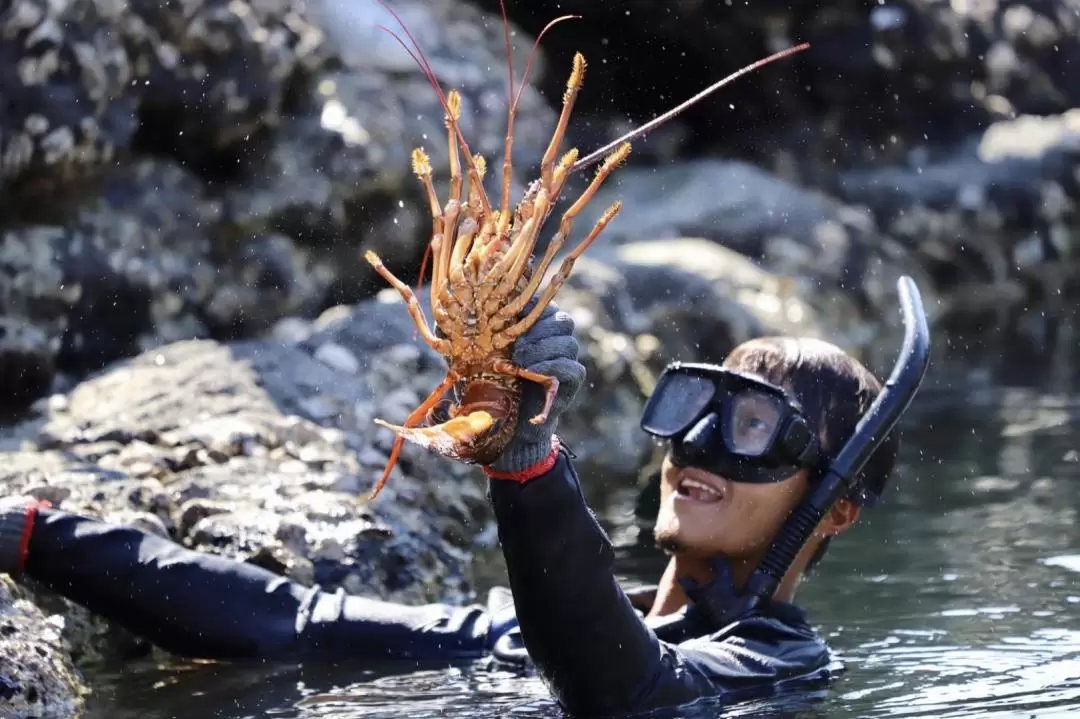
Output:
[
  {"xmin": 373, "ymin": 377, "xmax": 523, "ymax": 467},
  {"xmin": 374, "ymin": 411, "xmax": 496, "ymax": 464}
]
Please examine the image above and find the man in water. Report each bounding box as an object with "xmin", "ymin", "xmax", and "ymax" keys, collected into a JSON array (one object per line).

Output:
[{"xmin": 0, "ymin": 303, "xmax": 899, "ymax": 717}]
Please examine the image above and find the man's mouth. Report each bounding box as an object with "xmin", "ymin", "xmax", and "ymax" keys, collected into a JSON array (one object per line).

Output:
[{"xmin": 675, "ymin": 473, "xmax": 726, "ymax": 504}]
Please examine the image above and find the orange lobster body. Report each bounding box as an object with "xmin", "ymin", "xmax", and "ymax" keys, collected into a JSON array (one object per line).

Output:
[{"xmin": 364, "ymin": 50, "xmax": 628, "ymax": 498}]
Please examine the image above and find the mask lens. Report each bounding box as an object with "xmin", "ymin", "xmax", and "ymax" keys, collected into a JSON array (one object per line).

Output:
[
  {"xmin": 640, "ymin": 372, "xmax": 716, "ymax": 437},
  {"xmin": 724, "ymin": 391, "xmax": 784, "ymax": 457}
]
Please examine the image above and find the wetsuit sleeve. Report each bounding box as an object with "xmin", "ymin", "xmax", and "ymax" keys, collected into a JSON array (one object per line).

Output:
[
  {"xmin": 488, "ymin": 449, "xmax": 819, "ymax": 716},
  {"xmin": 22, "ymin": 508, "xmax": 491, "ymax": 662}
]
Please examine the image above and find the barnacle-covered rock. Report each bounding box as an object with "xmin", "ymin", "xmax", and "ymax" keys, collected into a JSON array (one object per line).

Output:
[
  {"xmin": 0, "ymin": 154, "xmax": 345, "ymax": 410},
  {"xmin": 119, "ymin": 0, "xmax": 327, "ymax": 168},
  {"xmin": 2, "ymin": 331, "xmax": 490, "ymax": 666},
  {"xmin": 837, "ymin": 109, "xmax": 1080, "ymax": 314},
  {"xmin": 0, "ymin": 577, "xmax": 86, "ymax": 719},
  {"xmin": 0, "ymin": 157, "xmax": 328, "ymax": 402},
  {"xmin": 0, "ymin": 0, "xmax": 134, "ymax": 193},
  {"xmin": 0, "ymin": 0, "xmax": 328, "ymax": 193}
]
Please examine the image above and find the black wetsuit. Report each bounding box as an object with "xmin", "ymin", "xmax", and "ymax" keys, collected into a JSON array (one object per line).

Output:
[{"xmin": 21, "ymin": 450, "xmax": 834, "ymax": 717}]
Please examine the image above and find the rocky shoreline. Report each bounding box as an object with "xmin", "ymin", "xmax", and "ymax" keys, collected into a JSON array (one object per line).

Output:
[{"xmin": 2, "ymin": 0, "xmax": 1079, "ymax": 715}]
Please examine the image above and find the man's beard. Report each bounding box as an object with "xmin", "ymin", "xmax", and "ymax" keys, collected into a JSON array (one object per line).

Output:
[{"xmin": 653, "ymin": 523, "xmax": 687, "ymax": 555}]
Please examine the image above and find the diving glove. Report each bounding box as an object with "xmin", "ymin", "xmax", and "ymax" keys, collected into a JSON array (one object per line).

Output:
[{"xmin": 484, "ymin": 300, "xmax": 586, "ymax": 479}]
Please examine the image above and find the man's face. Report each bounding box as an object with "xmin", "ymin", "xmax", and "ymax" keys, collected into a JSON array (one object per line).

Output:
[{"xmin": 653, "ymin": 451, "xmax": 810, "ymax": 560}]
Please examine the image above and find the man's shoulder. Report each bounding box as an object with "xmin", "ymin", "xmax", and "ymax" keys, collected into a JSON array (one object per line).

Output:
[{"xmin": 677, "ymin": 601, "xmax": 837, "ymax": 683}]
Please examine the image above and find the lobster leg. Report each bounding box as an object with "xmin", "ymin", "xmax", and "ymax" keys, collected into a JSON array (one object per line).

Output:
[
  {"xmin": 364, "ymin": 250, "xmax": 451, "ymax": 355},
  {"xmin": 439, "ymin": 91, "xmax": 465, "ymax": 305},
  {"xmin": 368, "ymin": 372, "xmax": 460, "ymax": 500},
  {"xmin": 477, "ymin": 55, "xmax": 588, "ymax": 307},
  {"xmin": 492, "ymin": 359, "xmax": 560, "ymax": 425},
  {"xmin": 410, "ymin": 149, "xmax": 445, "ymax": 297},
  {"xmin": 539, "ymin": 53, "xmax": 586, "ymax": 187},
  {"xmin": 494, "ymin": 144, "xmax": 631, "ymax": 321},
  {"xmin": 488, "ymin": 221, "xmax": 565, "ymax": 321},
  {"xmin": 496, "ymin": 200, "xmax": 623, "ymax": 347}
]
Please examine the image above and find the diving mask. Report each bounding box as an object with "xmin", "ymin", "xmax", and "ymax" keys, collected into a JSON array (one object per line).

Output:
[{"xmin": 639, "ymin": 363, "xmax": 820, "ymax": 484}]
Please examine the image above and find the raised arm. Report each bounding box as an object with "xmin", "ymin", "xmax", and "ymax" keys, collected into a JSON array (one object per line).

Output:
[
  {"xmin": 0, "ymin": 498, "xmax": 492, "ymax": 663},
  {"xmin": 482, "ymin": 305, "xmax": 830, "ymax": 716},
  {"xmin": 479, "ymin": 305, "xmax": 691, "ymax": 714},
  {"xmin": 490, "ymin": 449, "xmax": 697, "ymax": 714}
]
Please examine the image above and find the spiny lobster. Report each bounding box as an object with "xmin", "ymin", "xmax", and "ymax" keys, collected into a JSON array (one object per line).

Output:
[{"xmin": 364, "ymin": 0, "xmax": 809, "ymax": 499}]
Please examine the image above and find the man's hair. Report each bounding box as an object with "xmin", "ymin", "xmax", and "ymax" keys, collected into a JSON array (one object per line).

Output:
[{"xmin": 721, "ymin": 336, "xmax": 900, "ymax": 571}]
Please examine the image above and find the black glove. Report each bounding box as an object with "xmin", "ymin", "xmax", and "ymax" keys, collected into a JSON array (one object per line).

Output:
[{"xmin": 486, "ymin": 301, "xmax": 586, "ymax": 474}]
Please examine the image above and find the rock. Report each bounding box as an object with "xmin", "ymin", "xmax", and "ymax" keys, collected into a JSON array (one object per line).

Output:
[
  {"xmin": 0, "ymin": 0, "xmax": 134, "ymax": 195},
  {"xmin": 835, "ymin": 109, "xmax": 1080, "ymax": 315},
  {"xmin": 314, "ymin": 341, "xmax": 361, "ymax": 375},
  {"xmin": 1, "ymin": 335, "xmax": 492, "ymax": 665},
  {"xmin": 553, "ymin": 159, "xmax": 935, "ymax": 321},
  {"xmin": 0, "ymin": 577, "xmax": 86, "ymax": 719},
  {"xmin": 0, "ymin": 316, "xmax": 56, "ymax": 412},
  {"xmin": 0, "ymin": 157, "xmax": 332, "ymax": 409},
  {"xmin": 312, "ymin": 0, "xmax": 555, "ymax": 177},
  {"xmin": 471, "ymin": 0, "xmax": 1080, "ymax": 169},
  {"xmin": 122, "ymin": 0, "xmax": 327, "ymax": 169},
  {"xmin": 0, "ymin": 0, "xmax": 326, "ymax": 194}
]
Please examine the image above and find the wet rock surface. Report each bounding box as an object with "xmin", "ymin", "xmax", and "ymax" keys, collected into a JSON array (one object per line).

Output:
[
  {"xmin": 1, "ymin": 331, "xmax": 490, "ymax": 666},
  {"xmin": 0, "ymin": 0, "xmax": 324, "ymax": 193},
  {"xmin": 834, "ymin": 109, "xmax": 1080, "ymax": 313},
  {"xmin": 556, "ymin": 159, "xmax": 935, "ymax": 323},
  {"xmin": 0, "ymin": 577, "xmax": 86, "ymax": 719}
]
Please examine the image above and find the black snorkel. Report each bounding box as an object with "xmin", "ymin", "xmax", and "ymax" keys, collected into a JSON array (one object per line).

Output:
[
  {"xmin": 649, "ymin": 275, "xmax": 931, "ymax": 641},
  {"xmin": 738, "ymin": 275, "xmax": 930, "ymax": 614}
]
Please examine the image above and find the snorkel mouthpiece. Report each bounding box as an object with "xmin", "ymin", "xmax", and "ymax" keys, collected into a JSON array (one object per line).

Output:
[{"xmin": 741, "ymin": 275, "xmax": 931, "ymax": 612}]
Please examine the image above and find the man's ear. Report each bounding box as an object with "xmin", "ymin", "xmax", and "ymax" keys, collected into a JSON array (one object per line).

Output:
[{"xmin": 816, "ymin": 498, "xmax": 861, "ymax": 537}]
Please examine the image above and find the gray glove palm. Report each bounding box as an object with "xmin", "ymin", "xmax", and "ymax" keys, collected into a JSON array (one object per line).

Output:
[{"xmin": 487, "ymin": 300, "xmax": 586, "ymax": 474}]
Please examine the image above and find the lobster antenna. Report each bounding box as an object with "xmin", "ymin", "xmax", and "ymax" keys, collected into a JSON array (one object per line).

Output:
[
  {"xmin": 498, "ymin": 0, "xmax": 515, "ymax": 219},
  {"xmin": 376, "ymin": 0, "xmax": 491, "ymax": 216},
  {"xmin": 510, "ymin": 15, "xmax": 580, "ymax": 113},
  {"xmin": 499, "ymin": 10, "xmax": 582, "ymax": 220},
  {"xmin": 571, "ymin": 43, "xmax": 811, "ymax": 173},
  {"xmin": 377, "ymin": 0, "xmax": 493, "ymax": 297}
]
